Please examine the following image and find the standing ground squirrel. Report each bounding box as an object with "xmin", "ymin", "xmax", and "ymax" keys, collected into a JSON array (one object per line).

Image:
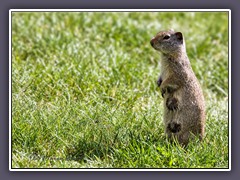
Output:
[{"xmin": 150, "ymin": 29, "xmax": 206, "ymax": 146}]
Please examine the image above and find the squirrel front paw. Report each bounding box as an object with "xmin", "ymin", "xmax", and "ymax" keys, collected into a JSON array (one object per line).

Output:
[
  {"xmin": 166, "ymin": 97, "xmax": 178, "ymax": 110},
  {"xmin": 161, "ymin": 88, "xmax": 166, "ymax": 98},
  {"xmin": 157, "ymin": 77, "xmax": 162, "ymax": 87}
]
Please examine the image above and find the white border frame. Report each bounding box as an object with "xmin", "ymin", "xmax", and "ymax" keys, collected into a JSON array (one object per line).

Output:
[{"xmin": 9, "ymin": 9, "xmax": 231, "ymax": 171}]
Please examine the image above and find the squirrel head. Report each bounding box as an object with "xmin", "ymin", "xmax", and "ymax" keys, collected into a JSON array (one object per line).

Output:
[{"xmin": 150, "ymin": 30, "xmax": 186, "ymax": 57}]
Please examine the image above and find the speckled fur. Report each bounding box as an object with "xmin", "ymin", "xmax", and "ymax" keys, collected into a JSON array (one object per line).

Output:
[{"xmin": 150, "ymin": 30, "xmax": 205, "ymax": 146}]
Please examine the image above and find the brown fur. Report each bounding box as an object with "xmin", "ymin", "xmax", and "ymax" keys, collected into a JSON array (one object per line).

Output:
[{"xmin": 150, "ymin": 30, "xmax": 205, "ymax": 146}]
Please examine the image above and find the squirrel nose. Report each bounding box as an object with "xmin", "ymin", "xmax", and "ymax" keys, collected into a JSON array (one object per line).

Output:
[{"xmin": 150, "ymin": 37, "xmax": 155, "ymax": 47}]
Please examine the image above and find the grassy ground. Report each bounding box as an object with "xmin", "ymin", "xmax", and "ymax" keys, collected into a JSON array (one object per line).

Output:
[{"xmin": 11, "ymin": 11, "xmax": 229, "ymax": 169}]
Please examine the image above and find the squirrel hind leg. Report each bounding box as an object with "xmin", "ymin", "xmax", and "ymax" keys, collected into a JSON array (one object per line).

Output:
[{"xmin": 167, "ymin": 122, "xmax": 181, "ymax": 133}]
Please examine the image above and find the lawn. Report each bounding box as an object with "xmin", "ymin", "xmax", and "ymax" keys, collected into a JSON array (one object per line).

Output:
[{"xmin": 11, "ymin": 11, "xmax": 229, "ymax": 169}]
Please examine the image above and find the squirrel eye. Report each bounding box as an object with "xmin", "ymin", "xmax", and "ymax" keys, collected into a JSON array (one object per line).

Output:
[{"xmin": 163, "ymin": 35, "xmax": 170, "ymax": 40}]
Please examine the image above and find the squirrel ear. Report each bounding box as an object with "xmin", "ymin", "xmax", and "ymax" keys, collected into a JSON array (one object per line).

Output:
[{"xmin": 175, "ymin": 32, "xmax": 183, "ymax": 41}]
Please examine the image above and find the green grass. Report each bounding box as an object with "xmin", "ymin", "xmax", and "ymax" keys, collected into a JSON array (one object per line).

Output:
[{"xmin": 11, "ymin": 11, "xmax": 229, "ymax": 169}]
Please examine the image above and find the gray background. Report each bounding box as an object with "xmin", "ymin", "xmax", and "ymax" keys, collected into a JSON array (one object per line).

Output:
[{"xmin": 1, "ymin": 0, "xmax": 238, "ymax": 179}]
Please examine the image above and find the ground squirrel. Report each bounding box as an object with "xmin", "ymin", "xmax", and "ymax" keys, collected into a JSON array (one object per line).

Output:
[{"xmin": 150, "ymin": 29, "xmax": 205, "ymax": 146}]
